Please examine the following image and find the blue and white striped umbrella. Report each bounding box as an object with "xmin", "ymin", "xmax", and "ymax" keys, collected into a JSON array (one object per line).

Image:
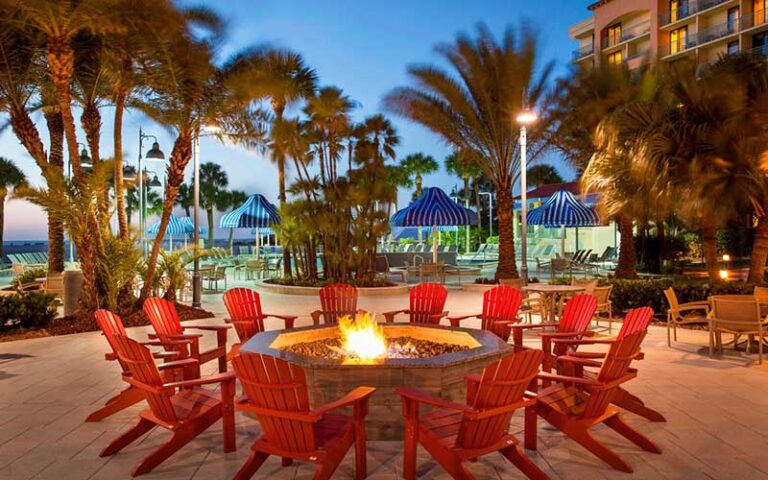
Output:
[
  {"xmin": 219, "ymin": 194, "xmax": 280, "ymax": 229},
  {"xmin": 526, "ymin": 190, "xmax": 600, "ymax": 227},
  {"xmin": 179, "ymin": 216, "xmax": 205, "ymax": 235},
  {"xmin": 391, "ymin": 187, "xmax": 478, "ymax": 227},
  {"xmin": 147, "ymin": 214, "xmax": 196, "ymax": 235}
]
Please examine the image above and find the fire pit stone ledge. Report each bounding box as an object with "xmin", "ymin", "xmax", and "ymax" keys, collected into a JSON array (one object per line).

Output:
[{"xmin": 241, "ymin": 323, "xmax": 512, "ymax": 440}]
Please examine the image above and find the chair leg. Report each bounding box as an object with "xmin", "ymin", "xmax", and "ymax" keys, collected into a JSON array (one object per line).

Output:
[
  {"xmin": 233, "ymin": 449, "xmax": 270, "ymax": 480},
  {"xmin": 403, "ymin": 420, "xmax": 418, "ymax": 480},
  {"xmin": 608, "ymin": 305, "xmax": 612, "ymax": 334},
  {"xmin": 500, "ymin": 443, "xmax": 549, "ymax": 480},
  {"xmin": 354, "ymin": 422, "xmax": 368, "ymax": 480},
  {"xmin": 85, "ymin": 387, "xmax": 144, "ymax": 422},
  {"xmin": 604, "ymin": 414, "xmax": 661, "ymax": 454},
  {"xmin": 564, "ymin": 425, "xmax": 633, "ymax": 473},
  {"xmin": 100, "ymin": 417, "xmax": 155, "ymax": 457},
  {"xmin": 132, "ymin": 429, "xmax": 195, "ymax": 476},
  {"xmin": 613, "ymin": 388, "xmax": 667, "ymax": 423}
]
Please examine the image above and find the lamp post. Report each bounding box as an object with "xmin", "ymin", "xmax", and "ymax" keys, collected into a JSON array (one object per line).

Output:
[
  {"xmin": 138, "ymin": 129, "xmax": 165, "ymax": 257},
  {"xmin": 516, "ymin": 108, "xmax": 538, "ymax": 284},
  {"xmin": 67, "ymin": 144, "xmax": 92, "ymax": 263},
  {"xmin": 479, "ymin": 191, "xmax": 493, "ymax": 237}
]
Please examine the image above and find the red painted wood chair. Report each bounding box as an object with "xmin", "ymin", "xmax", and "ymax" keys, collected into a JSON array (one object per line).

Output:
[
  {"xmin": 509, "ymin": 293, "xmax": 597, "ymax": 375},
  {"xmin": 383, "ymin": 282, "xmax": 448, "ymax": 324},
  {"xmin": 311, "ymin": 283, "xmax": 359, "ymax": 325},
  {"xmin": 222, "ymin": 288, "xmax": 297, "ymax": 358},
  {"xmin": 396, "ymin": 349, "xmax": 548, "ymax": 480},
  {"xmin": 100, "ymin": 334, "xmax": 236, "ymax": 477},
  {"xmin": 231, "ymin": 352, "xmax": 376, "ymax": 480},
  {"xmin": 86, "ymin": 309, "xmax": 197, "ymax": 422},
  {"xmin": 549, "ymin": 306, "xmax": 665, "ymax": 422},
  {"xmin": 143, "ymin": 297, "xmax": 229, "ymax": 373},
  {"xmin": 447, "ymin": 285, "xmax": 523, "ymax": 341},
  {"xmin": 535, "ymin": 328, "xmax": 661, "ymax": 473}
]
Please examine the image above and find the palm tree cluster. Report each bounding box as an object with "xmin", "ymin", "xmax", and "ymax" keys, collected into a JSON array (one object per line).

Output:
[{"xmin": 552, "ymin": 56, "xmax": 768, "ymax": 281}]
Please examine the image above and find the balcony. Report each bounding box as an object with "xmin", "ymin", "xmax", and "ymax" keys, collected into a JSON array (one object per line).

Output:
[
  {"xmin": 697, "ymin": 19, "xmax": 739, "ymax": 45},
  {"xmin": 746, "ymin": 44, "xmax": 768, "ymax": 56},
  {"xmin": 572, "ymin": 44, "xmax": 595, "ymax": 60},
  {"xmin": 659, "ymin": 0, "xmax": 735, "ymax": 27},
  {"xmin": 741, "ymin": 11, "xmax": 768, "ymax": 31},
  {"xmin": 601, "ymin": 21, "xmax": 651, "ymax": 50},
  {"xmin": 659, "ymin": 32, "xmax": 698, "ymax": 57}
]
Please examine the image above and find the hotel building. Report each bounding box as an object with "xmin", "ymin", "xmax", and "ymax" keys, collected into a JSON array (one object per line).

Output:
[{"xmin": 569, "ymin": 0, "xmax": 768, "ymax": 69}]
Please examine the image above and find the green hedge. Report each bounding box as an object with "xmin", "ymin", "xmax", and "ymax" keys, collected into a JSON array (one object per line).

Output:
[
  {"xmin": 0, "ymin": 292, "xmax": 57, "ymax": 331},
  {"xmin": 550, "ymin": 277, "xmax": 758, "ymax": 316}
]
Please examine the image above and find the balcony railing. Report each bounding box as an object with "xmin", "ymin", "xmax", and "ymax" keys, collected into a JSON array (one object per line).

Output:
[
  {"xmin": 746, "ymin": 44, "xmax": 768, "ymax": 56},
  {"xmin": 572, "ymin": 44, "xmax": 595, "ymax": 60},
  {"xmin": 659, "ymin": 32, "xmax": 698, "ymax": 57},
  {"xmin": 741, "ymin": 11, "xmax": 768, "ymax": 31},
  {"xmin": 659, "ymin": 0, "xmax": 734, "ymax": 26},
  {"xmin": 697, "ymin": 19, "xmax": 739, "ymax": 45},
  {"xmin": 601, "ymin": 21, "xmax": 651, "ymax": 49}
]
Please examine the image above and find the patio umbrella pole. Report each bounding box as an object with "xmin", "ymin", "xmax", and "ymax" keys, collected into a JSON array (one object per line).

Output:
[
  {"xmin": 255, "ymin": 232, "xmax": 261, "ymax": 261},
  {"xmin": 433, "ymin": 224, "xmax": 438, "ymax": 264}
]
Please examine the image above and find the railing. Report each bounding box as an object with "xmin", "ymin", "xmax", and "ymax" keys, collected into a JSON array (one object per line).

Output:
[
  {"xmin": 659, "ymin": 31, "xmax": 698, "ymax": 57},
  {"xmin": 697, "ymin": 19, "xmax": 739, "ymax": 45},
  {"xmin": 659, "ymin": 0, "xmax": 734, "ymax": 26},
  {"xmin": 601, "ymin": 21, "xmax": 651, "ymax": 49},
  {"xmin": 625, "ymin": 49, "xmax": 651, "ymax": 62},
  {"xmin": 746, "ymin": 44, "xmax": 768, "ymax": 57},
  {"xmin": 572, "ymin": 44, "xmax": 595, "ymax": 60},
  {"xmin": 741, "ymin": 11, "xmax": 768, "ymax": 31}
]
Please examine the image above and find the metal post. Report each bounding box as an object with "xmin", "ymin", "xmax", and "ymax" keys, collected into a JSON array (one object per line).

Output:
[
  {"xmin": 68, "ymin": 161, "xmax": 74, "ymax": 264},
  {"xmin": 138, "ymin": 129, "xmax": 144, "ymax": 257},
  {"xmin": 520, "ymin": 125, "xmax": 529, "ymax": 284},
  {"xmin": 488, "ymin": 196, "xmax": 493, "ymax": 237},
  {"xmin": 464, "ymin": 179, "xmax": 470, "ymax": 253},
  {"xmin": 192, "ymin": 134, "xmax": 202, "ymax": 308}
]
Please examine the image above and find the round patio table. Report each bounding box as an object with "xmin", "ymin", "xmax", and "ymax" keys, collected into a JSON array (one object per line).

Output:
[{"xmin": 522, "ymin": 284, "xmax": 586, "ymax": 322}]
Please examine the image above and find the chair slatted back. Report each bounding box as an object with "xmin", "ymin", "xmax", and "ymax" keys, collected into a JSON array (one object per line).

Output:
[
  {"xmin": 582, "ymin": 330, "xmax": 647, "ymax": 418},
  {"xmin": 111, "ymin": 334, "xmax": 178, "ymax": 423},
  {"xmin": 618, "ymin": 307, "xmax": 654, "ymax": 339},
  {"xmin": 663, "ymin": 288, "xmax": 680, "ymax": 311},
  {"xmin": 555, "ymin": 294, "xmax": 597, "ymax": 356},
  {"xmin": 223, "ymin": 288, "xmax": 266, "ymax": 342},
  {"xmin": 481, "ymin": 286, "xmax": 523, "ymax": 340},
  {"xmin": 409, "ymin": 283, "xmax": 448, "ymax": 324},
  {"xmin": 457, "ymin": 349, "xmax": 543, "ymax": 450},
  {"xmin": 95, "ymin": 309, "xmax": 130, "ymax": 372},
  {"xmin": 232, "ymin": 353, "xmax": 316, "ymax": 453},
  {"xmin": 143, "ymin": 297, "xmax": 183, "ymax": 337},
  {"xmin": 318, "ymin": 283, "xmax": 358, "ymax": 325}
]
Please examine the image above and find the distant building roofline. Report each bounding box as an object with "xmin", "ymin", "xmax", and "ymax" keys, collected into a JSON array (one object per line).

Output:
[{"xmin": 588, "ymin": 0, "xmax": 613, "ymax": 11}]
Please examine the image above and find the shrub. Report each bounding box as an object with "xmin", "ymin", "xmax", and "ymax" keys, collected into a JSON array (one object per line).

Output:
[
  {"xmin": 12, "ymin": 267, "xmax": 47, "ymax": 290},
  {"xmin": 0, "ymin": 291, "xmax": 57, "ymax": 331}
]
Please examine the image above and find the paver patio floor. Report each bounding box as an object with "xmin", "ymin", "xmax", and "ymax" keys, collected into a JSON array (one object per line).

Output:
[{"xmin": 1, "ymin": 289, "xmax": 768, "ymax": 479}]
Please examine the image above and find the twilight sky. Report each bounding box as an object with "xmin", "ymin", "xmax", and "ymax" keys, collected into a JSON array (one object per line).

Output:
[{"xmin": 0, "ymin": 0, "xmax": 593, "ymax": 241}]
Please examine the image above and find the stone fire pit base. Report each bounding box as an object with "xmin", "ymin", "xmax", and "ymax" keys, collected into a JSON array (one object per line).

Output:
[{"xmin": 242, "ymin": 324, "xmax": 511, "ymax": 440}]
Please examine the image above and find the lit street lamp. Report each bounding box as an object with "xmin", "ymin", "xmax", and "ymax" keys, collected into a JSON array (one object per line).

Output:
[
  {"xmin": 67, "ymin": 143, "xmax": 92, "ymax": 263},
  {"xmin": 516, "ymin": 107, "xmax": 538, "ymax": 284},
  {"xmin": 138, "ymin": 129, "xmax": 165, "ymax": 257}
]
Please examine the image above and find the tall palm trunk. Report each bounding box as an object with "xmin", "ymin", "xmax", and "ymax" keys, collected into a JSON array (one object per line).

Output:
[
  {"xmin": 749, "ymin": 215, "xmax": 768, "ymax": 283},
  {"xmin": 0, "ymin": 190, "xmax": 5, "ymax": 259},
  {"xmin": 615, "ymin": 214, "xmax": 637, "ymax": 279},
  {"xmin": 495, "ymin": 181, "xmax": 518, "ymax": 279},
  {"xmin": 699, "ymin": 215, "xmax": 719, "ymax": 282},
  {"xmin": 141, "ymin": 133, "xmax": 193, "ymax": 300},
  {"xmin": 114, "ymin": 91, "xmax": 129, "ymax": 237},
  {"xmin": 228, "ymin": 228, "xmax": 235, "ymax": 254},
  {"xmin": 207, "ymin": 208, "xmax": 215, "ymax": 248},
  {"xmin": 44, "ymin": 110, "xmax": 65, "ymax": 274},
  {"xmin": 273, "ymin": 107, "xmax": 292, "ymax": 278},
  {"xmin": 473, "ymin": 176, "xmax": 482, "ymax": 231},
  {"xmin": 82, "ymin": 102, "xmax": 108, "ymax": 222}
]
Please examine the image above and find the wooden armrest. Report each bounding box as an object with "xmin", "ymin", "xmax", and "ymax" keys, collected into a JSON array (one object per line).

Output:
[
  {"xmin": 430, "ymin": 311, "xmax": 449, "ymax": 321},
  {"xmin": 395, "ymin": 388, "xmax": 473, "ymax": 412},
  {"xmin": 556, "ymin": 355, "xmax": 603, "ymax": 368},
  {"xmin": 263, "ymin": 313, "xmax": 298, "ymax": 329},
  {"xmin": 164, "ymin": 371, "xmax": 236, "ymax": 390},
  {"xmin": 313, "ymin": 387, "xmax": 376, "ymax": 416},
  {"xmin": 105, "ymin": 352, "xmax": 118, "ymax": 361},
  {"xmin": 157, "ymin": 358, "xmax": 199, "ymax": 372},
  {"xmin": 152, "ymin": 351, "xmax": 181, "ymax": 360},
  {"xmin": 310, "ymin": 310, "xmax": 322, "ymax": 325},
  {"xmin": 142, "ymin": 339, "xmax": 192, "ymax": 347},
  {"xmin": 467, "ymin": 398, "xmax": 534, "ymax": 420},
  {"xmin": 537, "ymin": 372, "xmax": 603, "ymax": 387},
  {"xmin": 447, "ymin": 314, "xmax": 479, "ymax": 323},
  {"xmin": 509, "ymin": 322, "xmax": 560, "ymax": 331},
  {"xmin": 384, "ymin": 309, "xmax": 409, "ymax": 322},
  {"xmin": 538, "ymin": 331, "xmax": 595, "ymax": 339},
  {"xmin": 494, "ymin": 318, "xmax": 523, "ymax": 326},
  {"xmin": 184, "ymin": 325, "xmax": 230, "ymax": 332},
  {"xmin": 237, "ymin": 399, "xmax": 319, "ymax": 422},
  {"xmin": 162, "ymin": 333, "xmax": 203, "ymax": 340},
  {"xmin": 550, "ymin": 338, "xmax": 616, "ymax": 346}
]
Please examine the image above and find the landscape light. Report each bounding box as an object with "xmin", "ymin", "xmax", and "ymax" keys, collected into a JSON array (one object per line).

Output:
[
  {"xmin": 516, "ymin": 110, "xmax": 538, "ymax": 125},
  {"xmin": 722, "ymin": 254, "xmax": 730, "ymax": 262},
  {"xmin": 719, "ymin": 270, "xmax": 729, "ymax": 280}
]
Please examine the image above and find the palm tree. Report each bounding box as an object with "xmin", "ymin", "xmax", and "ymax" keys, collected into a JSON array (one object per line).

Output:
[
  {"xmin": 304, "ymin": 86, "xmax": 355, "ymax": 184},
  {"xmin": 175, "ymin": 182, "xmax": 194, "ymax": 217},
  {"xmin": 224, "ymin": 189, "xmax": 247, "ymax": 252},
  {"xmin": 199, "ymin": 162, "xmax": 229, "ymax": 248},
  {"xmin": 0, "ymin": 158, "xmax": 26, "ymax": 258},
  {"xmin": 400, "ymin": 153, "xmax": 438, "ymax": 200},
  {"xmin": 384, "ymin": 24, "xmax": 553, "ymax": 279},
  {"xmin": 527, "ymin": 164, "xmax": 563, "ymax": 187}
]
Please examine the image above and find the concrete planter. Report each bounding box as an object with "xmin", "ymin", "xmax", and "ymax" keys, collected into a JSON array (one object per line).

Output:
[{"xmin": 256, "ymin": 279, "xmax": 409, "ymax": 297}]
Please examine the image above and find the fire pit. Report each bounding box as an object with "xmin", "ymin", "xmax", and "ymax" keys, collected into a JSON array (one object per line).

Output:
[{"xmin": 241, "ymin": 313, "xmax": 511, "ymax": 440}]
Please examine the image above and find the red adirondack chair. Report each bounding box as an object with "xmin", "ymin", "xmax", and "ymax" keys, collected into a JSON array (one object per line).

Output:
[
  {"xmin": 510, "ymin": 293, "xmax": 597, "ymax": 374},
  {"xmin": 101, "ymin": 334, "xmax": 236, "ymax": 477},
  {"xmin": 143, "ymin": 297, "xmax": 229, "ymax": 373},
  {"xmin": 383, "ymin": 282, "xmax": 448, "ymax": 324},
  {"xmin": 222, "ymin": 288, "xmax": 298, "ymax": 358},
  {"xmin": 86, "ymin": 309, "xmax": 197, "ymax": 422},
  {"xmin": 311, "ymin": 283, "xmax": 359, "ymax": 325},
  {"xmin": 549, "ymin": 306, "xmax": 665, "ymax": 422},
  {"xmin": 535, "ymin": 328, "xmax": 662, "ymax": 473},
  {"xmin": 231, "ymin": 352, "xmax": 376, "ymax": 480},
  {"xmin": 396, "ymin": 349, "xmax": 549, "ymax": 480},
  {"xmin": 447, "ymin": 285, "xmax": 523, "ymax": 341}
]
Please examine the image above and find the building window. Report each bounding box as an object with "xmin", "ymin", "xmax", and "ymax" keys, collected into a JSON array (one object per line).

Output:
[
  {"xmin": 757, "ymin": 0, "xmax": 768, "ymax": 26},
  {"xmin": 607, "ymin": 24, "xmax": 622, "ymax": 47},
  {"xmin": 727, "ymin": 40, "xmax": 740, "ymax": 55},
  {"xmin": 728, "ymin": 7, "xmax": 740, "ymax": 33},
  {"xmin": 607, "ymin": 51, "xmax": 623, "ymax": 65},
  {"xmin": 670, "ymin": 0, "xmax": 689, "ymax": 22},
  {"xmin": 670, "ymin": 26, "xmax": 688, "ymax": 54}
]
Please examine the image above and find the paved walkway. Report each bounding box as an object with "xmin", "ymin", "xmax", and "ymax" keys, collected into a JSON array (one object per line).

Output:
[{"xmin": 1, "ymin": 289, "xmax": 768, "ymax": 479}]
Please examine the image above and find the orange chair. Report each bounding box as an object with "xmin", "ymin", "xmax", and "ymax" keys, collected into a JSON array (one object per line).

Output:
[
  {"xmin": 101, "ymin": 334, "xmax": 236, "ymax": 476},
  {"xmin": 396, "ymin": 349, "xmax": 548, "ymax": 480},
  {"xmin": 447, "ymin": 285, "xmax": 523, "ymax": 341},
  {"xmin": 535, "ymin": 328, "xmax": 661, "ymax": 473},
  {"xmin": 143, "ymin": 297, "xmax": 229, "ymax": 373},
  {"xmin": 231, "ymin": 352, "xmax": 375, "ymax": 480},
  {"xmin": 383, "ymin": 282, "xmax": 448, "ymax": 324},
  {"xmin": 311, "ymin": 283, "xmax": 359, "ymax": 325},
  {"xmin": 222, "ymin": 288, "xmax": 297, "ymax": 358}
]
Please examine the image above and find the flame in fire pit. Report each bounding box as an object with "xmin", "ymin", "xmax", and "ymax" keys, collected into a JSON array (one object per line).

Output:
[{"xmin": 338, "ymin": 313, "xmax": 387, "ymax": 360}]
